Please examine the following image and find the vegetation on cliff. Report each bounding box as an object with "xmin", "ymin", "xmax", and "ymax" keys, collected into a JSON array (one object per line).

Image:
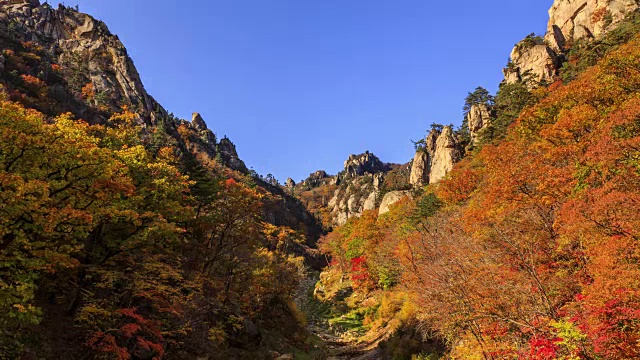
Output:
[{"xmin": 316, "ymin": 32, "xmax": 640, "ymax": 360}]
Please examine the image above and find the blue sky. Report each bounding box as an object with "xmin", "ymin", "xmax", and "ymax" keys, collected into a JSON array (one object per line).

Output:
[{"xmin": 73, "ymin": 0, "xmax": 549, "ymax": 182}]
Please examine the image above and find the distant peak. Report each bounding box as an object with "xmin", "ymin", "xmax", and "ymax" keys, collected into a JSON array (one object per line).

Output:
[
  {"xmin": 191, "ymin": 112, "xmax": 207, "ymax": 131},
  {"xmin": 343, "ymin": 151, "xmax": 388, "ymax": 177}
]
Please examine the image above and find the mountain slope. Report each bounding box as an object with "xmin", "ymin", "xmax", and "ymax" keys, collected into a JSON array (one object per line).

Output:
[
  {"xmin": 313, "ymin": 2, "xmax": 640, "ymax": 359},
  {"xmin": 0, "ymin": 1, "xmax": 325, "ymax": 359}
]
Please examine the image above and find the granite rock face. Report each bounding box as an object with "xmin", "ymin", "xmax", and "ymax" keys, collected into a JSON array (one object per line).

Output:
[
  {"xmin": 378, "ymin": 191, "xmax": 410, "ymax": 215},
  {"xmin": 217, "ymin": 137, "xmax": 247, "ymax": 172},
  {"xmin": 344, "ymin": 151, "xmax": 388, "ymax": 178},
  {"xmin": 0, "ymin": 0, "xmax": 156, "ymax": 119},
  {"xmin": 311, "ymin": 152, "xmax": 397, "ymax": 226},
  {"xmin": 0, "ymin": 0, "xmax": 252, "ymax": 172},
  {"xmin": 429, "ymin": 126, "xmax": 460, "ymax": 184},
  {"xmin": 504, "ymin": 43, "xmax": 560, "ymax": 85},
  {"xmin": 505, "ymin": 0, "xmax": 639, "ymax": 85},
  {"xmin": 409, "ymin": 151, "xmax": 429, "ymax": 187},
  {"xmin": 409, "ymin": 126, "xmax": 461, "ymax": 188},
  {"xmin": 545, "ymin": 0, "xmax": 639, "ymax": 51},
  {"xmin": 467, "ymin": 103, "xmax": 492, "ymax": 145}
]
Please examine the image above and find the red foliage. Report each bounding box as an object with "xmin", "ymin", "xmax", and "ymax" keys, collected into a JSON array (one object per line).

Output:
[
  {"xmin": 528, "ymin": 336, "xmax": 560, "ymax": 360},
  {"xmin": 350, "ymin": 256, "xmax": 370, "ymax": 287},
  {"xmin": 87, "ymin": 332, "xmax": 131, "ymax": 360}
]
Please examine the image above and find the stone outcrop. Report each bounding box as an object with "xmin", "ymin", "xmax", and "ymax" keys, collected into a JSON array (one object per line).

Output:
[
  {"xmin": 344, "ymin": 151, "xmax": 388, "ymax": 178},
  {"xmin": 429, "ymin": 126, "xmax": 460, "ymax": 184},
  {"xmin": 217, "ymin": 137, "xmax": 247, "ymax": 172},
  {"xmin": 303, "ymin": 170, "xmax": 331, "ymax": 189},
  {"xmin": 373, "ymin": 173, "xmax": 385, "ymax": 191},
  {"xmin": 0, "ymin": 1, "xmax": 260, "ymax": 174},
  {"xmin": 467, "ymin": 103, "xmax": 492, "ymax": 145},
  {"xmin": 362, "ymin": 191, "xmax": 377, "ymax": 211},
  {"xmin": 0, "ymin": 1, "xmax": 157, "ymax": 119},
  {"xmin": 329, "ymin": 180, "xmax": 376, "ymax": 227},
  {"xmin": 425, "ymin": 130, "xmax": 439, "ymax": 157},
  {"xmin": 308, "ymin": 152, "xmax": 405, "ymax": 226},
  {"xmin": 0, "ymin": 0, "xmax": 326, "ymax": 271},
  {"xmin": 409, "ymin": 151, "xmax": 429, "ymax": 187},
  {"xmin": 505, "ymin": 0, "xmax": 639, "ymax": 85},
  {"xmin": 185, "ymin": 113, "xmax": 217, "ymax": 158},
  {"xmin": 545, "ymin": 0, "xmax": 639, "ymax": 51},
  {"xmin": 285, "ymin": 178, "xmax": 296, "ymax": 188},
  {"xmin": 504, "ymin": 42, "xmax": 560, "ymax": 85},
  {"xmin": 379, "ymin": 191, "xmax": 410, "ymax": 215},
  {"xmin": 191, "ymin": 112, "xmax": 208, "ymax": 131},
  {"xmin": 408, "ymin": 126, "xmax": 461, "ymax": 187}
]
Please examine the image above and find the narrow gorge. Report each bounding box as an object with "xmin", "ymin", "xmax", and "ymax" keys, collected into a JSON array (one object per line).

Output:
[{"xmin": 1, "ymin": 0, "xmax": 640, "ymax": 359}]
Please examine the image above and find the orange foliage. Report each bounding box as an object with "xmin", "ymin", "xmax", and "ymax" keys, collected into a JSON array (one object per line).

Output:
[
  {"xmin": 81, "ymin": 82, "xmax": 95, "ymax": 100},
  {"xmin": 319, "ymin": 34, "xmax": 640, "ymax": 359}
]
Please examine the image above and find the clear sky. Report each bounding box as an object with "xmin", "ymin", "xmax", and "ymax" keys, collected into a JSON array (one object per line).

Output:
[{"xmin": 72, "ymin": 0, "xmax": 549, "ymax": 182}]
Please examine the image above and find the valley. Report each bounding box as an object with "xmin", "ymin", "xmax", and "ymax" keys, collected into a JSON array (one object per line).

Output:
[{"xmin": 1, "ymin": 0, "xmax": 640, "ymax": 359}]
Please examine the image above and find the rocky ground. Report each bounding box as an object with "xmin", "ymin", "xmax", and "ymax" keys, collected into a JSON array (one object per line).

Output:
[{"xmin": 293, "ymin": 273, "xmax": 386, "ymax": 360}]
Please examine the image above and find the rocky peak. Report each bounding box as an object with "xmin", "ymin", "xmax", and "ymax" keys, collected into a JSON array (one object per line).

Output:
[
  {"xmin": 409, "ymin": 151, "xmax": 429, "ymax": 187},
  {"xmin": 0, "ymin": 1, "xmax": 157, "ymax": 118},
  {"xmin": 191, "ymin": 112, "xmax": 208, "ymax": 131},
  {"xmin": 429, "ymin": 126, "xmax": 460, "ymax": 184},
  {"xmin": 409, "ymin": 126, "xmax": 461, "ymax": 187},
  {"xmin": 504, "ymin": 41, "xmax": 560, "ymax": 85},
  {"xmin": 467, "ymin": 103, "xmax": 492, "ymax": 145},
  {"xmin": 285, "ymin": 178, "xmax": 296, "ymax": 188},
  {"xmin": 217, "ymin": 137, "xmax": 247, "ymax": 172},
  {"xmin": 545, "ymin": 0, "xmax": 639, "ymax": 51},
  {"xmin": 303, "ymin": 170, "xmax": 331, "ymax": 189},
  {"xmin": 343, "ymin": 151, "xmax": 388, "ymax": 177},
  {"xmin": 505, "ymin": 0, "xmax": 638, "ymax": 85}
]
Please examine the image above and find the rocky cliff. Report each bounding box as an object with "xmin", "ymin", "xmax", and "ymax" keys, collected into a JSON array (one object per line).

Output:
[
  {"xmin": 504, "ymin": 0, "xmax": 638, "ymax": 85},
  {"xmin": 466, "ymin": 103, "xmax": 492, "ymax": 146},
  {"xmin": 293, "ymin": 152, "xmax": 410, "ymax": 227},
  {"xmin": 1, "ymin": 0, "xmax": 155, "ymax": 119},
  {"xmin": 0, "ymin": 0, "xmax": 321, "ymax": 247},
  {"xmin": 0, "ymin": 0, "xmax": 255, "ymax": 172},
  {"xmin": 545, "ymin": 0, "xmax": 639, "ymax": 51},
  {"xmin": 408, "ymin": 126, "xmax": 462, "ymax": 187},
  {"xmin": 503, "ymin": 39, "xmax": 560, "ymax": 85},
  {"xmin": 343, "ymin": 151, "xmax": 389, "ymax": 178}
]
